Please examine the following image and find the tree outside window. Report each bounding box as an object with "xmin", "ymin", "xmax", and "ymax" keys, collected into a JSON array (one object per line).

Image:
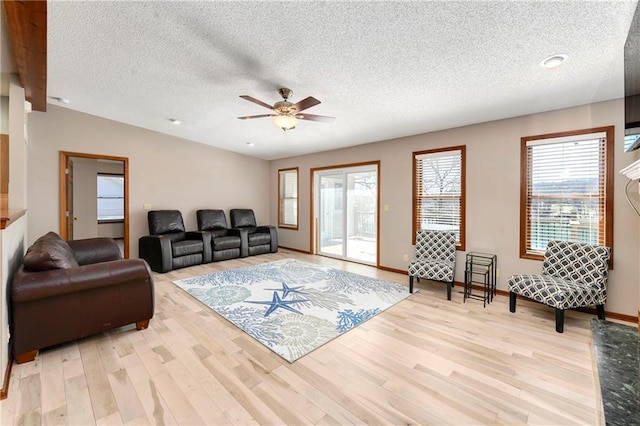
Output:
[{"xmin": 413, "ymin": 146, "xmax": 466, "ymax": 249}]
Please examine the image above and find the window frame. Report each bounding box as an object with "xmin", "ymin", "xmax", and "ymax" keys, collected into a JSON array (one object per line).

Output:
[
  {"xmin": 97, "ymin": 172, "xmax": 125, "ymax": 223},
  {"xmin": 412, "ymin": 145, "xmax": 466, "ymax": 250},
  {"xmin": 519, "ymin": 126, "xmax": 614, "ymax": 263},
  {"xmin": 278, "ymin": 167, "xmax": 299, "ymax": 230}
]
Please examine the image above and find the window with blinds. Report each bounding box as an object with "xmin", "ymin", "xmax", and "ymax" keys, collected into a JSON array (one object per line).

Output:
[
  {"xmin": 97, "ymin": 173, "xmax": 124, "ymax": 221},
  {"xmin": 412, "ymin": 146, "xmax": 465, "ymax": 248},
  {"xmin": 278, "ymin": 168, "xmax": 299, "ymax": 229},
  {"xmin": 520, "ymin": 126, "xmax": 614, "ymax": 261}
]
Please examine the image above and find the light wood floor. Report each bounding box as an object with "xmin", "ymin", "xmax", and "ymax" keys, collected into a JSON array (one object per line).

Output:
[{"xmin": 1, "ymin": 250, "xmax": 606, "ymax": 425}]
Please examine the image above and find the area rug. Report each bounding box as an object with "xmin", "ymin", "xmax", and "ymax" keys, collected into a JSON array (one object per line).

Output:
[{"xmin": 172, "ymin": 258, "xmax": 411, "ymax": 362}]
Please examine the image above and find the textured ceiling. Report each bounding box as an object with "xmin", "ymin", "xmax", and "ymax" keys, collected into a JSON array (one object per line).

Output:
[{"xmin": 43, "ymin": 0, "xmax": 638, "ymax": 160}]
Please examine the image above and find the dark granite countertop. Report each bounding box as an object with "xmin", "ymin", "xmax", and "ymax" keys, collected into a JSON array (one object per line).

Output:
[{"xmin": 591, "ymin": 319, "xmax": 640, "ymax": 426}]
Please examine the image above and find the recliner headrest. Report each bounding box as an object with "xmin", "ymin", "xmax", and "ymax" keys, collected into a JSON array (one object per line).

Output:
[
  {"xmin": 148, "ymin": 210, "xmax": 185, "ymax": 235},
  {"xmin": 197, "ymin": 209, "xmax": 228, "ymax": 231},
  {"xmin": 230, "ymin": 209, "xmax": 257, "ymax": 228}
]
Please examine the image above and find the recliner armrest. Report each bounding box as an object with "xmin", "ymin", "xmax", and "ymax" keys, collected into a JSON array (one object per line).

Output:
[
  {"xmin": 139, "ymin": 235, "xmax": 173, "ymax": 273},
  {"xmin": 255, "ymin": 225, "xmax": 278, "ymax": 253},
  {"xmin": 11, "ymin": 259, "xmax": 153, "ymax": 303},
  {"xmin": 237, "ymin": 228, "xmax": 249, "ymax": 257},
  {"xmin": 185, "ymin": 231, "xmax": 209, "ymax": 241},
  {"xmin": 68, "ymin": 237, "xmax": 122, "ymax": 265},
  {"xmin": 187, "ymin": 231, "xmax": 212, "ymax": 263}
]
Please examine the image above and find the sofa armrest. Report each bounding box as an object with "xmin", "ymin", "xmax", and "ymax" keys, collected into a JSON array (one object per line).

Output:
[
  {"xmin": 139, "ymin": 235, "xmax": 172, "ymax": 273},
  {"xmin": 11, "ymin": 259, "xmax": 153, "ymax": 303},
  {"xmin": 68, "ymin": 237, "xmax": 122, "ymax": 265}
]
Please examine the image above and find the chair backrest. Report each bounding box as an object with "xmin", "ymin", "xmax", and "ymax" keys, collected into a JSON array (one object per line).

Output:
[
  {"xmin": 542, "ymin": 240, "xmax": 611, "ymax": 288},
  {"xmin": 148, "ymin": 210, "xmax": 185, "ymax": 235},
  {"xmin": 230, "ymin": 209, "xmax": 257, "ymax": 228},
  {"xmin": 197, "ymin": 209, "xmax": 228, "ymax": 231},
  {"xmin": 415, "ymin": 230, "xmax": 456, "ymax": 263}
]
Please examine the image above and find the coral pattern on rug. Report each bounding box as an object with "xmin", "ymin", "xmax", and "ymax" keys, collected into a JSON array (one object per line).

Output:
[{"xmin": 173, "ymin": 259, "xmax": 411, "ymax": 362}]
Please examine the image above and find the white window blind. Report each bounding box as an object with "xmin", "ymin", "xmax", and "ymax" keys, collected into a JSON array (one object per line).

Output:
[
  {"xmin": 413, "ymin": 147, "xmax": 464, "ymax": 247},
  {"xmin": 524, "ymin": 133, "xmax": 607, "ymax": 255},
  {"xmin": 279, "ymin": 168, "xmax": 298, "ymax": 228}
]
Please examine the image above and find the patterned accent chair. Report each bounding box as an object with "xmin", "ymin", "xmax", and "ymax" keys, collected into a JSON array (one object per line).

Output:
[
  {"xmin": 508, "ymin": 240, "xmax": 611, "ymax": 333},
  {"xmin": 408, "ymin": 230, "xmax": 457, "ymax": 300}
]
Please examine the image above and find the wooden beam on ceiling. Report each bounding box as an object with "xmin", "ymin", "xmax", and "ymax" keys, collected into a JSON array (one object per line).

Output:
[{"xmin": 3, "ymin": 0, "xmax": 47, "ymax": 112}]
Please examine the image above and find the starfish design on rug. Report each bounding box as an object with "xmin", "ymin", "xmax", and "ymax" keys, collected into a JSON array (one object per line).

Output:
[
  {"xmin": 245, "ymin": 291, "xmax": 308, "ymax": 317},
  {"xmin": 265, "ymin": 282, "xmax": 306, "ymax": 299}
]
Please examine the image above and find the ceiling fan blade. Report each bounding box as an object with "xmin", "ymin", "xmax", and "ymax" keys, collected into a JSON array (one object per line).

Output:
[
  {"xmin": 292, "ymin": 96, "xmax": 321, "ymax": 112},
  {"xmin": 237, "ymin": 114, "xmax": 276, "ymax": 120},
  {"xmin": 239, "ymin": 95, "xmax": 274, "ymax": 110},
  {"xmin": 296, "ymin": 113, "xmax": 335, "ymax": 123}
]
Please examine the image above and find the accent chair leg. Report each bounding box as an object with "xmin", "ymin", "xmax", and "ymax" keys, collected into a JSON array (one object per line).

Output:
[
  {"xmin": 555, "ymin": 309, "xmax": 564, "ymax": 333},
  {"xmin": 409, "ymin": 276, "xmax": 414, "ymax": 293},
  {"xmin": 136, "ymin": 319, "xmax": 150, "ymax": 330},
  {"xmin": 596, "ymin": 304, "xmax": 606, "ymax": 320},
  {"xmin": 509, "ymin": 292, "xmax": 517, "ymax": 313},
  {"xmin": 446, "ymin": 282, "xmax": 452, "ymax": 300},
  {"xmin": 15, "ymin": 350, "xmax": 38, "ymax": 364}
]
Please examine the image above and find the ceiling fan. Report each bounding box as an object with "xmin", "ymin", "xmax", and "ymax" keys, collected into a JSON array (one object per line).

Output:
[{"xmin": 238, "ymin": 88, "xmax": 335, "ymax": 131}]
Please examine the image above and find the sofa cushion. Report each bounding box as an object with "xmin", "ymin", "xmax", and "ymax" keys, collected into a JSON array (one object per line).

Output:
[{"xmin": 23, "ymin": 232, "xmax": 79, "ymax": 271}]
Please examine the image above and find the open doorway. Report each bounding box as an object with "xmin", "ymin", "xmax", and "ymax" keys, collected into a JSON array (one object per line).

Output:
[{"xmin": 59, "ymin": 151, "xmax": 129, "ymax": 258}]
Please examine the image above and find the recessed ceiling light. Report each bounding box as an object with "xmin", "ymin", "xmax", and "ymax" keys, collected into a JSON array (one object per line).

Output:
[
  {"xmin": 246, "ymin": 142, "xmax": 255, "ymax": 147},
  {"xmin": 169, "ymin": 118, "xmax": 181, "ymax": 125},
  {"xmin": 49, "ymin": 96, "xmax": 70, "ymax": 104},
  {"xmin": 541, "ymin": 54, "xmax": 568, "ymax": 69}
]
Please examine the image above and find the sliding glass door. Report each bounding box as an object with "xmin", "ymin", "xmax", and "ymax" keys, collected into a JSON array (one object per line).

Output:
[{"xmin": 315, "ymin": 164, "xmax": 378, "ymax": 265}]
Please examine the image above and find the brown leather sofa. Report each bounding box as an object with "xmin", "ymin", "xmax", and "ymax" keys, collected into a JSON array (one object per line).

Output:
[{"xmin": 10, "ymin": 232, "xmax": 154, "ymax": 363}]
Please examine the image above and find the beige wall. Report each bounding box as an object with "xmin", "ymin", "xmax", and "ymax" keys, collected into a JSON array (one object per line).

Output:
[
  {"xmin": 270, "ymin": 99, "xmax": 640, "ymax": 317},
  {"xmin": 1, "ymin": 75, "xmax": 28, "ymax": 391},
  {"xmin": 27, "ymin": 105, "xmax": 271, "ymax": 258},
  {"xmin": 21, "ymin": 99, "xmax": 640, "ymax": 317},
  {"xmin": 8, "ymin": 75, "xmax": 27, "ymax": 210}
]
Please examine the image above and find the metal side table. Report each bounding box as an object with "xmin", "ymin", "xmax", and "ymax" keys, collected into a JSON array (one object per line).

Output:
[{"xmin": 464, "ymin": 252, "xmax": 497, "ymax": 307}]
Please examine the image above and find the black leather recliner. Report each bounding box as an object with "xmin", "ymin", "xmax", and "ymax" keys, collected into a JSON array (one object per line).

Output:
[
  {"xmin": 197, "ymin": 209, "xmax": 247, "ymax": 261},
  {"xmin": 229, "ymin": 209, "xmax": 278, "ymax": 256},
  {"xmin": 138, "ymin": 210, "xmax": 209, "ymax": 273}
]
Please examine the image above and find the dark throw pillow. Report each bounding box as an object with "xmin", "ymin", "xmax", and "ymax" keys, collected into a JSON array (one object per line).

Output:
[{"xmin": 23, "ymin": 231, "xmax": 79, "ymax": 271}]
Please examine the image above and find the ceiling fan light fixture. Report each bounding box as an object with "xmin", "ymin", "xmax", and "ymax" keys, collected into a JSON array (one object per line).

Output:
[{"xmin": 273, "ymin": 114, "xmax": 297, "ymax": 131}]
